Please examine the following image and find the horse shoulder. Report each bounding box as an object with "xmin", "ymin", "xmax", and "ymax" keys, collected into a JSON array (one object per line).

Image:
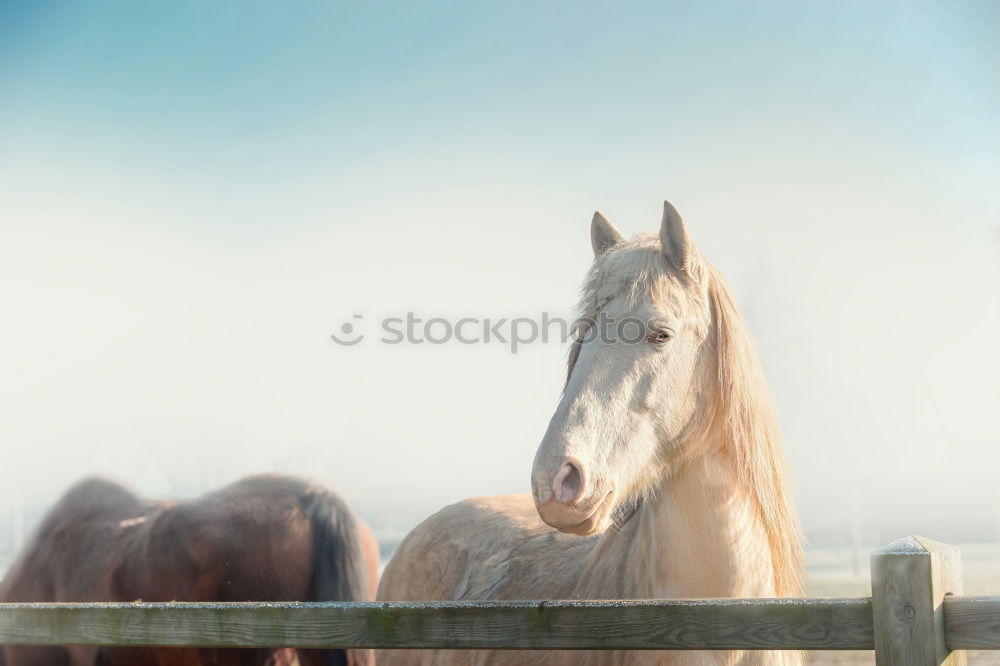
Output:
[
  {"xmin": 378, "ymin": 494, "xmax": 523, "ymax": 600},
  {"xmin": 378, "ymin": 493, "xmax": 593, "ymax": 604}
]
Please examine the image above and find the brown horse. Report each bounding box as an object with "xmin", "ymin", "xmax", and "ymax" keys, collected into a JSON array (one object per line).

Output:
[{"xmin": 0, "ymin": 474, "xmax": 379, "ymax": 666}]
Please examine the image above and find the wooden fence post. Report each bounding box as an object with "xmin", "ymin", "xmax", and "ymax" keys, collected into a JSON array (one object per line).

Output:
[{"xmin": 871, "ymin": 536, "xmax": 965, "ymax": 665}]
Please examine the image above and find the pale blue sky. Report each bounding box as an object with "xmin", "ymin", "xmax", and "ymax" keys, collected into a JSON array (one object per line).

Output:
[
  {"xmin": 1, "ymin": 2, "xmax": 998, "ymax": 545},
  {"xmin": 3, "ymin": 1, "xmax": 997, "ymax": 220}
]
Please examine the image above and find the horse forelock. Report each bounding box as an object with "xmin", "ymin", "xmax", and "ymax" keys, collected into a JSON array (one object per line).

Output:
[{"xmin": 566, "ymin": 233, "xmax": 698, "ymax": 384}]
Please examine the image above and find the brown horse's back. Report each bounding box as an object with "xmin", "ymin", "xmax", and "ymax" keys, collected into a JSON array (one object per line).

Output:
[{"xmin": 0, "ymin": 474, "xmax": 377, "ymax": 666}]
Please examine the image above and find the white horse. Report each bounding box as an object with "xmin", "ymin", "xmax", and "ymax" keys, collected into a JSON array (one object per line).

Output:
[{"xmin": 377, "ymin": 202, "xmax": 805, "ymax": 665}]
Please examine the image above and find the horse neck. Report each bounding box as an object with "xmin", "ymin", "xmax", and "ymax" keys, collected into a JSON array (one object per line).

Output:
[
  {"xmin": 578, "ymin": 430, "xmax": 776, "ymax": 599},
  {"xmin": 105, "ymin": 505, "xmax": 173, "ymax": 600}
]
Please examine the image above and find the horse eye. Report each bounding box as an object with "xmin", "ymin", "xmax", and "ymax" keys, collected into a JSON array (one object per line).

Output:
[{"xmin": 648, "ymin": 330, "xmax": 673, "ymax": 344}]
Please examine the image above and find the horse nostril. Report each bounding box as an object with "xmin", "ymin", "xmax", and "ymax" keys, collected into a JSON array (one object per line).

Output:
[{"xmin": 553, "ymin": 462, "xmax": 583, "ymax": 505}]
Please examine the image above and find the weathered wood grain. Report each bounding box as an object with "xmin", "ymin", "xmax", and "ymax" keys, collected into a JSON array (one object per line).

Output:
[
  {"xmin": 944, "ymin": 596, "xmax": 1000, "ymax": 650},
  {"xmin": 0, "ymin": 598, "xmax": 874, "ymax": 650},
  {"xmin": 871, "ymin": 536, "xmax": 966, "ymax": 665}
]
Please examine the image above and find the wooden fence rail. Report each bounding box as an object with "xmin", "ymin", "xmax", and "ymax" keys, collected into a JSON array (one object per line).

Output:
[
  {"xmin": 0, "ymin": 536, "xmax": 996, "ymax": 664},
  {"xmin": 0, "ymin": 598, "xmax": 876, "ymax": 650}
]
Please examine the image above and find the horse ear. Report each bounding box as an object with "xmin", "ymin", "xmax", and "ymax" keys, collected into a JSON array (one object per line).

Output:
[
  {"xmin": 659, "ymin": 200, "xmax": 693, "ymax": 272},
  {"xmin": 591, "ymin": 211, "xmax": 624, "ymax": 256}
]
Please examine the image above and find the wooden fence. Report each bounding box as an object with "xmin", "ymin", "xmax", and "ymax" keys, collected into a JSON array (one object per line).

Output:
[{"xmin": 3, "ymin": 536, "xmax": 1000, "ymax": 665}]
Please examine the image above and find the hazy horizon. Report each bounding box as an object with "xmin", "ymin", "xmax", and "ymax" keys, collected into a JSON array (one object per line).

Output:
[{"xmin": 2, "ymin": 1, "xmax": 998, "ymax": 553}]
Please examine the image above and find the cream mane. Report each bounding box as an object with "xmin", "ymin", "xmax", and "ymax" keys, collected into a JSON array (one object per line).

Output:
[{"xmin": 708, "ymin": 262, "xmax": 804, "ymax": 596}]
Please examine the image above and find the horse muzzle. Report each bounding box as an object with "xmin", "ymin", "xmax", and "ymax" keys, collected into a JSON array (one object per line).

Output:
[{"xmin": 531, "ymin": 458, "xmax": 615, "ymax": 536}]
